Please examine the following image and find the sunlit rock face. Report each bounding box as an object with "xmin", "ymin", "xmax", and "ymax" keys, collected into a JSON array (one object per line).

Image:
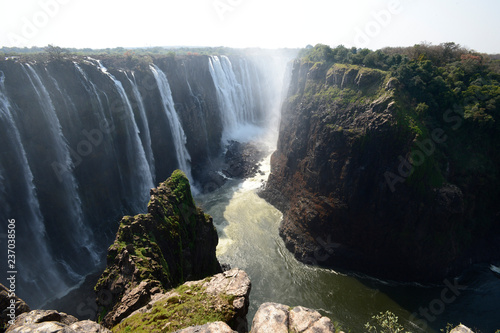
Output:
[{"xmin": 263, "ymin": 59, "xmax": 500, "ymax": 282}]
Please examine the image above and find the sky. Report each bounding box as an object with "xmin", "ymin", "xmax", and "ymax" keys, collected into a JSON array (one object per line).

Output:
[{"xmin": 0, "ymin": 0, "xmax": 499, "ymax": 53}]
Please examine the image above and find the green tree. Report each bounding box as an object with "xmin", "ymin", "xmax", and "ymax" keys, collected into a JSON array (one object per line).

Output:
[
  {"xmin": 44, "ymin": 44, "xmax": 69, "ymax": 60},
  {"xmin": 365, "ymin": 311, "xmax": 411, "ymax": 333}
]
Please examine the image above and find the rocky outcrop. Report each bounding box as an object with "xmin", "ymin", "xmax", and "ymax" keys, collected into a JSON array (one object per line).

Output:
[
  {"xmin": 175, "ymin": 322, "xmax": 236, "ymax": 333},
  {"xmin": 94, "ymin": 170, "xmax": 221, "ymax": 328},
  {"xmin": 450, "ymin": 324, "xmax": 474, "ymax": 333},
  {"xmin": 5, "ymin": 310, "xmax": 109, "ymax": 333},
  {"xmin": 1, "ymin": 283, "xmax": 30, "ymax": 332},
  {"xmin": 251, "ymin": 302, "xmax": 340, "ymax": 333},
  {"xmin": 262, "ymin": 58, "xmax": 499, "ymax": 282},
  {"xmin": 113, "ymin": 268, "xmax": 250, "ymax": 333},
  {"xmin": 222, "ymin": 141, "xmax": 269, "ymax": 179}
]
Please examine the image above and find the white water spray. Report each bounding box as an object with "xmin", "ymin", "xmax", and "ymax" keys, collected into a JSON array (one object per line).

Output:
[
  {"xmin": 149, "ymin": 64, "xmax": 195, "ymax": 186},
  {"xmin": 97, "ymin": 61, "xmax": 154, "ymax": 208}
]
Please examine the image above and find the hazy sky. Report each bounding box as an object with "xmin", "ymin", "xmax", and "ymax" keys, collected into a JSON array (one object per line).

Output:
[{"xmin": 1, "ymin": 0, "xmax": 499, "ymax": 53}]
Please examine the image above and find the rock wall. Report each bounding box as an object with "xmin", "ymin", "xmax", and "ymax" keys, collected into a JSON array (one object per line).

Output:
[{"xmin": 263, "ymin": 60, "xmax": 500, "ymax": 282}]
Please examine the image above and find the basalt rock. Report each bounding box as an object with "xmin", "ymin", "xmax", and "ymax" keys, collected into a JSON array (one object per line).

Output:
[
  {"xmin": 223, "ymin": 141, "xmax": 268, "ymax": 179},
  {"xmin": 174, "ymin": 322, "xmax": 236, "ymax": 333},
  {"xmin": 5, "ymin": 310, "xmax": 109, "ymax": 333},
  {"xmin": 251, "ymin": 302, "xmax": 340, "ymax": 333},
  {"xmin": 450, "ymin": 324, "xmax": 475, "ymax": 333},
  {"xmin": 263, "ymin": 58, "xmax": 500, "ymax": 282},
  {"xmin": 0, "ymin": 283, "xmax": 30, "ymax": 333},
  {"xmin": 94, "ymin": 170, "xmax": 221, "ymax": 328}
]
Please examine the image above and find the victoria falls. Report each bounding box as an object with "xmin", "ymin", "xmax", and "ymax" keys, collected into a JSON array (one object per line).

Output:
[{"xmin": 1, "ymin": 43, "xmax": 500, "ymax": 333}]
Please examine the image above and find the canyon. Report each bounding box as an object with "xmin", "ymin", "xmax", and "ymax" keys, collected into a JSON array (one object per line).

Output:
[{"xmin": 1, "ymin": 45, "xmax": 499, "ymax": 332}]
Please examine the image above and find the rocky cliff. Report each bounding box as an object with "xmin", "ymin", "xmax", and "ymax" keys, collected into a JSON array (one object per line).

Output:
[
  {"xmin": 263, "ymin": 54, "xmax": 500, "ymax": 281},
  {"xmin": 94, "ymin": 170, "xmax": 221, "ymax": 328}
]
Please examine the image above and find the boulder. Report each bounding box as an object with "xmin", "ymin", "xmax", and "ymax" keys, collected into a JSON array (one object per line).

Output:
[
  {"xmin": 450, "ymin": 324, "xmax": 474, "ymax": 333},
  {"xmin": 5, "ymin": 310, "xmax": 109, "ymax": 333},
  {"xmin": 174, "ymin": 321, "xmax": 236, "ymax": 333},
  {"xmin": 251, "ymin": 303, "xmax": 289, "ymax": 333},
  {"xmin": 251, "ymin": 302, "xmax": 339, "ymax": 333},
  {"xmin": 0, "ymin": 283, "xmax": 30, "ymax": 332}
]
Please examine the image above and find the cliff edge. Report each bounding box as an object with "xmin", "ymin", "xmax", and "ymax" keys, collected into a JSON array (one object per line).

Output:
[{"xmin": 263, "ymin": 46, "xmax": 500, "ymax": 282}]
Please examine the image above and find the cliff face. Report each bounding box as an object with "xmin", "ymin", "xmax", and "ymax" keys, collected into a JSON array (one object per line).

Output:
[
  {"xmin": 264, "ymin": 59, "xmax": 499, "ymax": 281},
  {"xmin": 0, "ymin": 52, "xmax": 281, "ymax": 307},
  {"xmin": 94, "ymin": 170, "xmax": 221, "ymax": 328}
]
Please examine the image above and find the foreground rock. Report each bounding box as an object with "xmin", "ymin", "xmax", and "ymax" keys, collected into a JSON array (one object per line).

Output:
[
  {"xmin": 174, "ymin": 321, "xmax": 236, "ymax": 333},
  {"xmin": 5, "ymin": 310, "xmax": 109, "ymax": 333},
  {"xmin": 113, "ymin": 268, "xmax": 250, "ymax": 333},
  {"xmin": 1, "ymin": 283, "xmax": 30, "ymax": 332},
  {"xmin": 450, "ymin": 324, "xmax": 475, "ymax": 333},
  {"xmin": 251, "ymin": 302, "xmax": 340, "ymax": 333},
  {"xmin": 95, "ymin": 170, "xmax": 221, "ymax": 328}
]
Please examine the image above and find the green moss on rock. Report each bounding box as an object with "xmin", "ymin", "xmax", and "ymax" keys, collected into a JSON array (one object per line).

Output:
[
  {"xmin": 94, "ymin": 170, "xmax": 221, "ymax": 328},
  {"xmin": 112, "ymin": 283, "xmax": 235, "ymax": 333}
]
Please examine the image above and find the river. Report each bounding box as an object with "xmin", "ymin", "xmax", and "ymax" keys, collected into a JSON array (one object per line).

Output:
[{"xmin": 196, "ymin": 149, "xmax": 500, "ymax": 332}]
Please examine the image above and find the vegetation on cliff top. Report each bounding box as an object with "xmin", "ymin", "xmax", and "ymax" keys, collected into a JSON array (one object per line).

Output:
[
  {"xmin": 112, "ymin": 282, "xmax": 236, "ymax": 333},
  {"xmin": 299, "ymin": 43, "xmax": 500, "ymax": 216}
]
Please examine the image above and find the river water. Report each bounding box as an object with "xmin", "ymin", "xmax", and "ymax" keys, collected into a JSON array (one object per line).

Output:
[{"xmin": 196, "ymin": 149, "xmax": 500, "ymax": 332}]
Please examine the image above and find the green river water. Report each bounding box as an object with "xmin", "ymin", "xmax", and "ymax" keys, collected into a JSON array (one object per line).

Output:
[{"xmin": 196, "ymin": 150, "xmax": 500, "ymax": 332}]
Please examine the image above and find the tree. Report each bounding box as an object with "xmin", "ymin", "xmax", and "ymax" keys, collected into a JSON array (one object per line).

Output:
[
  {"xmin": 365, "ymin": 311, "xmax": 411, "ymax": 333},
  {"xmin": 44, "ymin": 44, "xmax": 68, "ymax": 61}
]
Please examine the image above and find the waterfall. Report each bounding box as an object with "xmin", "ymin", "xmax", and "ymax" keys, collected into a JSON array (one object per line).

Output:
[
  {"xmin": 0, "ymin": 69, "xmax": 69, "ymax": 303},
  {"xmin": 149, "ymin": 64, "xmax": 194, "ymax": 185},
  {"xmin": 125, "ymin": 72, "xmax": 156, "ymax": 181},
  {"xmin": 208, "ymin": 55, "xmax": 258, "ymax": 142},
  {"xmin": 0, "ymin": 53, "xmax": 291, "ymax": 308},
  {"xmin": 97, "ymin": 61, "xmax": 154, "ymax": 209},
  {"xmin": 22, "ymin": 64, "xmax": 100, "ymax": 263}
]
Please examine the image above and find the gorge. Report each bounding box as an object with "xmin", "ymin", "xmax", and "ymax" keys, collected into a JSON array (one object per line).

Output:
[
  {"xmin": 1, "ymin": 45, "xmax": 500, "ymax": 332},
  {"xmin": 0, "ymin": 50, "xmax": 289, "ymax": 308}
]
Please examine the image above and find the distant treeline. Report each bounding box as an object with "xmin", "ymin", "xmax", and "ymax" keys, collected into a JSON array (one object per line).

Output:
[
  {"xmin": 0, "ymin": 45, "xmax": 299, "ymax": 62},
  {"xmin": 300, "ymin": 42, "xmax": 499, "ymax": 70}
]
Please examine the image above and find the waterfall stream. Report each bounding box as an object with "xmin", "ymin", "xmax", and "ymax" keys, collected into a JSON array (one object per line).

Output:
[
  {"xmin": 97, "ymin": 61, "xmax": 154, "ymax": 210},
  {"xmin": 0, "ymin": 71, "xmax": 69, "ymax": 300},
  {"xmin": 150, "ymin": 64, "xmax": 194, "ymax": 185}
]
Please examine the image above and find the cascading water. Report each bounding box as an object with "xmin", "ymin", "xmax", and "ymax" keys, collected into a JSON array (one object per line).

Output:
[
  {"xmin": 23, "ymin": 64, "xmax": 100, "ymax": 264},
  {"xmin": 3, "ymin": 65, "xmax": 101, "ymax": 305},
  {"xmin": 125, "ymin": 72, "xmax": 156, "ymax": 180},
  {"xmin": 97, "ymin": 61, "xmax": 154, "ymax": 210},
  {"xmin": 149, "ymin": 64, "xmax": 194, "ymax": 185},
  {"xmin": 0, "ymin": 71, "xmax": 68, "ymax": 300},
  {"xmin": 208, "ymin": 55, "xmax": 259, "ymax": 142}
]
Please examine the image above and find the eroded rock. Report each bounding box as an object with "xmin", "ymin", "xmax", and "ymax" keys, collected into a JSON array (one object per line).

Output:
[
  {"xmin": 450, "ymin": 324, "xmax": 475, "ymax": 333},
  {"xmin": 174, "ymin": 321, "xmax": 236, "ymax": 333},
  {"xmin": 0, "ymin": 283, "xmax": 30, "ymax": 332},
  {"xmin": 5, "ymin": 310, "xmax": 109, "ymax": 333},
  {"xmin": 251, "ymin": 302, "xmax": 338, "ymax": 333}
]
